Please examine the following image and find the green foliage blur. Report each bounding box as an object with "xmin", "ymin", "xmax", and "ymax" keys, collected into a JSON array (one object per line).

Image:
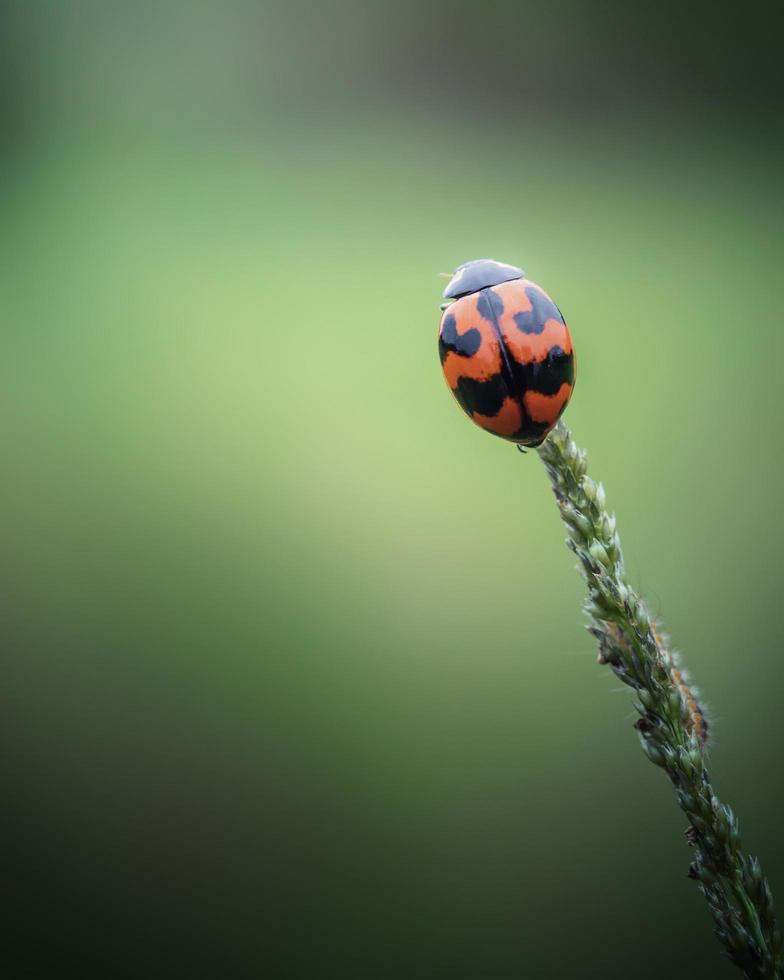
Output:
[{"xmin": 2, "ymin": 2, "xmax": 783, "ymax": 977}]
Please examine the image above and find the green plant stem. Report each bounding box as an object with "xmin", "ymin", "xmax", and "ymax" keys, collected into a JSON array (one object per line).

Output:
[{"xmin": 535, "ymin": 420, "xmax": 782, "ymax": 979}]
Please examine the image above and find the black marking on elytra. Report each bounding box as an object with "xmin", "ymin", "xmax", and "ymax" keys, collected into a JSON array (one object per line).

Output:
[
  {"xmin": 513, "ymin": 286, "xmax": 565, "ymax": 335},
  {"xmin": 476, "ymin": 288, "xmax": 504, "ymax": 322},
  {"xmin": 438, "ymin": 313, "xmax": 481, "ymax": 365},
  {"xmin": 452, "ymin": 372, "xmax": 509, "ymax": 418},
  {"xmin": 513, "ymin": 419, "xmax": 551, "ymax": 447},
  {"xmin": 509, "ymin": 346, "xmax": 575, "ymax": 396}
]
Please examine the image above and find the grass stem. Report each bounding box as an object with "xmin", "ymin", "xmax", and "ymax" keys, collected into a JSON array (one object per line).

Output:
[{"xmin": 536, "ymin": 420, "xmax": 782, "ymax": 978}]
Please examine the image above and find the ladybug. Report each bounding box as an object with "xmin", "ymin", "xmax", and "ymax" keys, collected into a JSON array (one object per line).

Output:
[{"xmin": 438, "ymin": 259, "xmax": 575, "ymax": 447}]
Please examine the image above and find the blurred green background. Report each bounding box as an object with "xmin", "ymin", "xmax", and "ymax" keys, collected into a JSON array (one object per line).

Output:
[{"xmin": 2, "ymin": 2, "xmax": 783, "ymax": 977}]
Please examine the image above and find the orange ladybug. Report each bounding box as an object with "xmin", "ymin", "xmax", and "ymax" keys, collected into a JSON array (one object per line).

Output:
[{"xmin": 438, "ymin": 259, "xmax": 575, "ymax": 446}]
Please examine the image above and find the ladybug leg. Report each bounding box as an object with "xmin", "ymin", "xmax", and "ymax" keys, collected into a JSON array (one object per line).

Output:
[{"xmin": 516, "ymin": 445, "xmax": 528, "ymax": 455}]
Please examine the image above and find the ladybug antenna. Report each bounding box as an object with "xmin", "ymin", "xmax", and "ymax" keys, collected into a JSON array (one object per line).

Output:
[{"xmin": 438, "ymin": 272, "xmax": 452, "ymax": 278}]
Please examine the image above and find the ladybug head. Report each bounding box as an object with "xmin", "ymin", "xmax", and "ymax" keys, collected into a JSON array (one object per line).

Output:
[{"xmin": 442, "ymin": 259, "xmax": 524, "ymax": 300}]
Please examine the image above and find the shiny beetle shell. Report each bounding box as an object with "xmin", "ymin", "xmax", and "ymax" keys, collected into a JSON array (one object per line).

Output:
[{"xmin": 438, "ymin": 259, "xmax": 575, "ymax": 446}]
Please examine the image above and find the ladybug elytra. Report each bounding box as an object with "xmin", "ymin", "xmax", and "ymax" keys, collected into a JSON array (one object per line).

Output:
[{"xmin": 438, "ymin": 259, "xmax": 575, "ymax": 447}]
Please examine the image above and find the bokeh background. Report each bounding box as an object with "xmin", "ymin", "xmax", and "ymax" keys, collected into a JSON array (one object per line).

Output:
[{"xmin": 2, "ymin": 2, "xmax": 783, "ymax": 977}]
